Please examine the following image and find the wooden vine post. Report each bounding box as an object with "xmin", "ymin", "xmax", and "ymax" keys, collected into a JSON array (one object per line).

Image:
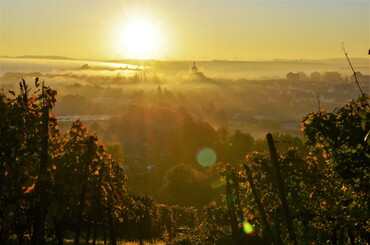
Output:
[
  {"xmin": 266, "ymin": 133, "xmax": 297, "ymax": 244},
  {"xmin": 33, "ymin": 82, "xmax": 48, "ymax": 245},
  {"xmin": 243, "ymin": 163, "xmax": 278, "ymax": 245}
]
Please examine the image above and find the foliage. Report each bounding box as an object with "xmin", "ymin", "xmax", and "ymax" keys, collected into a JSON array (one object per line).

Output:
[
  {"xmin": 160, "ymin": 163, "xmax": 216, "ymax": 208},
  {"xmin": 302, "ymin": 95, "xmax": 370, "ymax": 193},
  {"xmin": 0, "ymin": 80, "xmax": 133, "ymax": 244},
  {"xmin": 191, "ymin": 95, "xmax": 370, "ymax": 244},
  {"xmin": 0, "ymin": 79, "xmax": 59, "ymax": 242},
  {"xmin": 0, "ymin": 79, "xmax": 203, "ymax": 244},
  {"xmin": 302, "ymin": 95, "xmax": 370, "ymax": 243},
  {"xmin": 2, "ymin": 78, "xmax": 369, "ymax": 244}
]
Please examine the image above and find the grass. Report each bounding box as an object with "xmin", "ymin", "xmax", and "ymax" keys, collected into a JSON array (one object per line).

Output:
[
  {"xmin": 119, "ymin": 242, "xmax": 165, "ymax": 245},
  {"xmin": 61, "ymin": 240, "xmax": 166, "ymax": 245}
]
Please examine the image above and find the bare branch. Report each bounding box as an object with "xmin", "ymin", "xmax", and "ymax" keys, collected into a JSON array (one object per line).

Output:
[{"xmin": 342, "ymin": 43, "xmax": 365, "ymax": 97}]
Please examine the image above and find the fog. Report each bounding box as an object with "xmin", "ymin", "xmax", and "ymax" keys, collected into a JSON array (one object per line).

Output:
[
  {"xmin": 1, "ymin": 57, "xmax": 369, "ymax": 139},
  {"xmin": 1, "ymin": 56, "xmax": 369, "ymax": 224}
]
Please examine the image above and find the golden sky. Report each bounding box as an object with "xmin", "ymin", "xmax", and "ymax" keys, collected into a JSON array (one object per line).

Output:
[{"xmin": 1, "ymin": 0, "xmax": 369, "ymax": 60}]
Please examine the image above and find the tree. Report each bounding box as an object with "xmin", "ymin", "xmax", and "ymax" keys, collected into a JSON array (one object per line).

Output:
[
  {"xmin": 0, "ymin": 79, "xmax": 131, "ymax": 244},
  {"xmin": 310, "ymin": 71, "xmax": 321, "ymax": 82},
  {"xmin": 322, "ymin": 71, "xmax": 343, "ymax": 83},
  {"xmin": 0, "ymin": 79, "xmax": 59, "ymax": 244},
  {"xmin": 302, "ymin": 95, "xmax": 370, "ymax": 243},
  {"xmin": 228, "ymin": 129, "xmax": 254, "ymax": 163},
  {"xmin": 161, "ymin": 163, "xmax": 213, "ymax": 208}
]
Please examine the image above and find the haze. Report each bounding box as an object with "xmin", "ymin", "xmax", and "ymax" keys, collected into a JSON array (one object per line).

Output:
[
  {"xmin": 1, "ymin": 1, "xmax": 370, "ymax": 244},
  {"xmin": 1, "ymin": 0, "xmax": 369, "ymax": 60}
]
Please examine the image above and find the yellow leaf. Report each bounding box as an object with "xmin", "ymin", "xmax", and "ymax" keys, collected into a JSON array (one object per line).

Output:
[{"xmin": 24, "ymin": 183, "xmax": 35, "ymax": 194}]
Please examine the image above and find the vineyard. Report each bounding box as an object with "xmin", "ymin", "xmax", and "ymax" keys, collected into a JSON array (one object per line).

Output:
[{"xmin": 1, "ymin": 78, "xmax": 369, "ymax": 244}]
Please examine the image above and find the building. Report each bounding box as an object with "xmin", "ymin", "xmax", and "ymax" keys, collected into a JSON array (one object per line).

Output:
[
  {"xmin": 191, "ymin": 62, "xmax": 198, "ymax": 73},
  {"xmin": 286, "ymin": 72, "xmax": 300, "ymax": 82}
]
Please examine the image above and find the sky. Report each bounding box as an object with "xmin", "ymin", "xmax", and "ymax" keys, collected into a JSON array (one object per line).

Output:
[{"xmin": 1, "ymin": 0, "xmax": 369, "ymax": 61}]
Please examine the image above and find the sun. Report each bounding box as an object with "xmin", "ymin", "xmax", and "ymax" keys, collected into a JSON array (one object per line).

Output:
[{"xmin": 119, "ymin": 18, "xmax": 161, "ymax": 59}]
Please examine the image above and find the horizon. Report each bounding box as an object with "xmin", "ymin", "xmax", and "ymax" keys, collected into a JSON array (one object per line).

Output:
[{"xmin": 1, "ymin": 54, "xmax": 368, "ymax": 63}]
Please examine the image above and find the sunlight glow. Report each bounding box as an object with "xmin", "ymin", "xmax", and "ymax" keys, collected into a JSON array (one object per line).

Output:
[{"xmin": 119, "ymin": 18, "xmax": 161, "ymax": 59}]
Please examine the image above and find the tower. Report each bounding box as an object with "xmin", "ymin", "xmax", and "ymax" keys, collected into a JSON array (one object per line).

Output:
[{"xmin": 191, "ymin": 62, "xmax": 198, "ymax": 73}]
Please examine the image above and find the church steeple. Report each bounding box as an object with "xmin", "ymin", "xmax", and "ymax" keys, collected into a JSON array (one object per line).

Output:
[{"xmin": 191, "ymin": 62, "xmax": 198, "ymax": 73}]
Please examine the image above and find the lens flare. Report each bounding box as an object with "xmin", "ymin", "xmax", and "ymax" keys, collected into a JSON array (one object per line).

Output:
[
  {"xmin": 196, "ymin": 147, "xmax": 217, "ymax": 167},
  {"xmin": 211, "ymin": 180, "xmax": 225, "ymax": 189},
  {"xmin": 242, "ymin": 221, "xmax": 254, "ymax": 234}
]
